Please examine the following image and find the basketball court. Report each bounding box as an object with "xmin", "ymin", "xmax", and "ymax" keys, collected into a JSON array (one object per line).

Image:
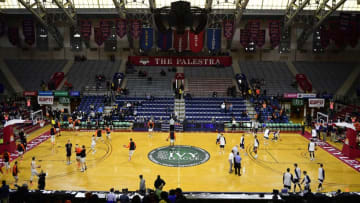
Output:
[{"xmin": 2, "ymin": 126, "xmax": 360, "ymax": 193}]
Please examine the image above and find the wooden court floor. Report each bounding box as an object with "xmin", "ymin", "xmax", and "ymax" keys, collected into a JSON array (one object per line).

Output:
[{"xmin": 2, "ymin": 127, "xmax": 360, "ymax": 193}]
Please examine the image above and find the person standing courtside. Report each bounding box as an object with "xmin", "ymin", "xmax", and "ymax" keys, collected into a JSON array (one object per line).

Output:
[
  {"xmin": 139, "ymin": 175, "xmax": 146, "ymax": 195},
  {"xmin": 283, "ymin": 168, "xmax": 293, "ymax": 191},
  {"xmin": 218, "ymin": 134, "xmax": 226, "ymax": 154},
  {"xmin": 234, "ymin": 152, "xmax": 242, "ymax": 176},
  {"xmin": 240, "ymin": 134, "xmax": 245, "ymax": 150}
]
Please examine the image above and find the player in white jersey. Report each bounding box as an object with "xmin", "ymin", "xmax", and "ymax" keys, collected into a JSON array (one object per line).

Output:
[
  {"xmin": 311, "ymin": 128, "xmax": 317, "ymax": 140},
  {"xmin": 216, "ymin": 131, "xmax": 221, "ymax": 144},
  {"xmin": 283, "ymin": 168, "xmax": 293, "ymax": 190},
  {"xmin": 293, "ymin": 163, "xmax": 302, "ymax": 192},
  {"xmin": 317, "ymin": 163, "xmax": 325, "ymax": 191},
  {"xmin": 218, "ymin": 134, "xmax": 226, "ymax": 154},
  {"xmin": 301, "ymin": 171, "xmax": 311, "ymax": 193},
  {"xmin": 308, "ymin": 139, "xmax": 316, "ymax": 161},
  {"xmin": 240, "ymin": 134, "xmax": 245, "ymax": 150},
  {"xmin": 91, "ymin": 135, "xmax": 96, "ymax": 154},
  {"xmin": 30, "ymin": 156, "xmax": 40, "ymax": 185},
  {"xmin": 272, "ymin": 130, "xmax": 280, "ymax": 142},
  {"xmin": 263, "ymin": 128, "xmax": 270, "ymax": 145},
  {"xmin": 253, "ymin": 135, "xmax": 259, "ymax": 159}
]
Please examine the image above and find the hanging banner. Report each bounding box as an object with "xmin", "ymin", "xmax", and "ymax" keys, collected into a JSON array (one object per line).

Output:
[
  {"xmin": 131, "ymin": 20, "xmax": 141, "ymax": 39},
  {"xmin": 128, "ymin": 56, "xmax": 232, "ymax": 67},
  {"xmin": 23, "ymin": 19, "xmax": 35, "ymax": 46},
  {"xmin": 70, "ymin": 91, "xmax": 80, "ymax": 97},
  {"xmin": 37, "ymin": 96, "xmax": 54, "ymax": 105},
  {"xmin": 94, "ymin": 27, "xmax": 103, "ymax": 46},
  {"xmin": 189, "ymin": 31, "xmax": 204, "ymax": 53},
  {"xmin": 207, "ymin": 28, "xmax": 221, "ymax": 51},
  {"xmin": 157, "ymin": 31, "xmax": 173, "ymax": 51},
  {"xmin": 174, "ymin": 31, "xmax": 188, "ymax": 52},
  {"xmin": 38, "ymin": 91, "xmax": 53, "ymax": 96},
  {"xmin": 223, "ymin": 20, "xmax": 234, "ymax": 40},
  {"xmin": 309, "ymin": 98, "xmax": 325, "ymax": 108},
  {"xmin": 140, "ymin": 27, "xmax": 153, "ymax": 51},
  {"xmin": 116, "ymin": 19, "xmax": 127, "ymax": 38}
]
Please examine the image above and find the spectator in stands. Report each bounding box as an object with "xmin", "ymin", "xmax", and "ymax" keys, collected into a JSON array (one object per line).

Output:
[
  {"xmin": 132, "ymin": 195, "xmax": 141, "ymax": 203},
  {"xmin": 0, "ymin": 180, "xmax": 9, "ymax": 203},
  {"xmin": 212, "ymin": 91, "xmax": 217, "ymax": 98},
  {"xmin": 106, "ymin": 188, "xmax": 116, "ymax": 203},
  {"xmin": 160, "ymin": 191, "xmax": 169, "ymax": 203},
  {"xmin": 143, "ymin": 191, "xmax": 159, "ymax": 203},
  {"xmin": 38, "ymin": 170, "xmax": 47, "ymax": 190},
  {"xmin": 119, "ymin": 190, "xmax": 130, "ymax": 203},
  {"xmin": 220, "ymin": 101, "xmax": 225, "ymax": 113},
  {"xmin": 175, "ymin": 188, "xmax": 186, "ymax": 202},
  {"xmin": 160, "ymin": 69, "xmax": 166, "ymax": 76},
  {"xmin": 168, "ymin": 189, "xmax": 176, "ymax": 203}
]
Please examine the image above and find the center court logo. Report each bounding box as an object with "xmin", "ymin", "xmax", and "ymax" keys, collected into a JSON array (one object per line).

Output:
[{"xmin": 148, "ymin": 145, "xmax": 210, "ymax": 167}]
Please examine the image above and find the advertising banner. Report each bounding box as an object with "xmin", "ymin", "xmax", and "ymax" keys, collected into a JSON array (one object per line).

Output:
[
  {"xmin": 38, "ymin": 91, "xmax": 53, "ymax": 96},
  {"xmin": 309, "ymin": 98, "xmax": 325, "ymax": 108},
  {"xmin": 23, "ymin": 91, "xmax": 37, "ymax": 96},
  {"xmin": 37, "ymin": 96, "xmax": 54, "ymax": 105}
]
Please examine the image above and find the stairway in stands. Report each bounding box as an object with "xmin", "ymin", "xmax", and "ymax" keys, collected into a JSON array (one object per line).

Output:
[{"xmin": 160, "ymin": 98, "xmax": 184, "ymax": 132}]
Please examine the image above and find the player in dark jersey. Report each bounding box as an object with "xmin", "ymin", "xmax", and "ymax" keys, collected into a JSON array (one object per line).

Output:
[
  {"xmin": 167, "ymin": 131, "xmax": 176, "ymax": 146},
  {"xmin": 17, "ymin": 143, "xmax": 26, "ymax": 160},
  {"xmin": 2, "ymin": 150, "xmax": 10, "ymax": 173},
  {"xmin": 65, "ymin": 140, "xmax": 72, "ymax": 165},
  {"xmin": 96, "ymin": 128, "xmax": 104, "ymax": 141},
  {"xmin": 124, "ymin": 138, "xmax": 136, "ymax": 161},
  {"xmin": 80, "ymin": 145, "xmax": 87, "ymax": 172},
  {"xmin": 12, "ymin": 161, "xmax": 19, "ymax": 184}
]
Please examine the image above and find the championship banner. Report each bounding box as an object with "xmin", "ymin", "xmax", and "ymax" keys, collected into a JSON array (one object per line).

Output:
[
  {"xmin": 116, "ymin": 19, "xmax": 127, "ymax": 38},
  {"xmin": 131, "ymin": 20, "xmax": 141, "ymax": 39},
  {"xmin": 157, "ymin": 31, "xmax": 172, "ymax": 51},
  {"xmin": 223, "ymin": 20, "xmax": 234, "ymax": 40},
  {"xmin": 37, "ymin": 96, "xmax": 54, "ymax": 105},
  {"xmin": 174, "ymin": 31, "xmax": 188, "ymax": 52},
  {"xmin": 94, "ymin": 27, "xmax": 103, "ymax": 46},
  {"xmin": 128, "ymin": 56, "xmax": 232, "ymax": 67},
  {"xmin": 189, "ymin": 31, "xmax": 204, "ymax": 53},
  {"xmin": 309, "ymin": 98, "xmax": 325, "ymax": 108},
  {"xmin": 140, "ymin": 27, "xmax": 153, "ymax": 51},
  {"xmin": 207, "ymin": 28, "xmax": 221, "ymax": 51}
]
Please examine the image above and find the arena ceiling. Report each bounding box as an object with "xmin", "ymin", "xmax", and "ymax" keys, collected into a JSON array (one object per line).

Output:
[{"xmin": 0, "ymin": 0, "xmax": 359, "ymax": 11}]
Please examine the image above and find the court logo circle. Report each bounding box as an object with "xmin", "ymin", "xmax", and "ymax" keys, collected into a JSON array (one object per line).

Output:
[{"xmin": 148, "ymin": 145, "xmax": 210, "ymax": 167}]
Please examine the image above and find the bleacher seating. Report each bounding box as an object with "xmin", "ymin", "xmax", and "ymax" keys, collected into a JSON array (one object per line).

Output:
[
  {"xmin": 126, "ymin": 67, "xmax": 175, "ymax": 97},
  {"xmin": 185, "ymin": 66, "xmax": 234, "ymax": 97},
  {"xmin": 294, "ymin": 62, "xmax": 357, "ymax": 94},
  {"xmin": 4, "ymin": 59, "xmax": 67, "ymax": 91},
  {"xmin": 116, "ymin": 96, "xmax": 174, "ymax": 122},
  {"xmin": 66, "ymin": 60, "xmax": 121, "ymax": 91},
  {"xmin": 185, "ymin": 98, "xmax": 250, "ymax": 123},
  {"xmin": 239, "ymin": 61, "xmax": 298, "ymax": 96},
  {"xmin": 78, "ymin": 95, "xmax": 105, "ymax": 114},
  {"xmin": 251, "ymin": 96, "xmax": 289, "ymax": 123}
]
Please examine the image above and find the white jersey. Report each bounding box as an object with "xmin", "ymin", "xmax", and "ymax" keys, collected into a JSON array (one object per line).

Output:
[
  {"xmin": 312, "ymin": 129, "xmax": 317, "ymax": 138},
  {"xmin": 169, "ymin": 118, "xmax": 175, "ymax": 125},
  {"xmin": 294, "ymin": 167, "xmax": 301, "ymax": 179},
  {"xmin": 228, "ymin": 152, "xmax": 234, "ymax": 162},
  {"xmin": 264, "ymin": 129, "xmax": 270, "ymax": 138},
  {"xmin": 232, "ymin": 119, "xmax": 236, "ymax": 125},
  {"xmin": 318, "ymin": 167, "xmax": 325, "ymax": 180},
  {"xmin": 240, "ymin": 136, "xmax": 245, "ymax": 145},
  {"xmin": 91, "ymin": 137, "xmax": 96, "ymax": 147},
  {"xmin": 219, "ymin": 136, "xmax": 226, "ymax": 146},
  {"xmin": 217, "ymin": 133, "xmax": 221, "ymax": 140},
  {"xmin": 283, "ymin": 172, "xmax": 293, "ymax": 187},
  {"xmin": 31, "ymin": 161, "xmax": 36, "ymax": 171},
  {"xmin": 308, "ymin": 142, "xmax": 315, "ymax": 151},
  {"xmin": 254, "ymin": 138, "xmax": 259, "ymax": 147}
]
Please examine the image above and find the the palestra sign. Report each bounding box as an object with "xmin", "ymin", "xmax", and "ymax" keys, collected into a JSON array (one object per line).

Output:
[{"xmin": 128, "ymin": 56, "xmax": 232, "ymax": 67}]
